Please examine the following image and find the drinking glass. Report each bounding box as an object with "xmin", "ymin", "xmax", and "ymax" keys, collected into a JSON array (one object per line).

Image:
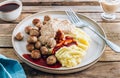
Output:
[{"xmin": 99, "ymin": 0, "xmax": 120, "ymax": 21}]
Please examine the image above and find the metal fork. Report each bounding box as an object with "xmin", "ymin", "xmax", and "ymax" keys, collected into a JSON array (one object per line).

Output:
[{"xmin": 65, "ymin": 8, "xmax": 120, "ymax": 53}]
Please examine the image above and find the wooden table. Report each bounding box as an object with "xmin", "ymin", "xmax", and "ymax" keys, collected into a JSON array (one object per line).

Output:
[{"xmin": 0, "ymin": 0, "xmax": 120, "ymax": 78}]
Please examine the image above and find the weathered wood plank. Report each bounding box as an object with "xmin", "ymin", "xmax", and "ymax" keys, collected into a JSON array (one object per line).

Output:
[
  {"xmin": 0, "ymin": 48, "xmax": 22, "ymax": 62},
  {"xmin": 0, "ymin": 24, "xmax": 15, "ymax": 36},
  {"xmin": 23, "ymin": 1, "xmax": 99, "ymax": 6},
  {"xmin": 22, "ymin": 0, "xmax": 98, "ymax": 2},
  {"xmin": 99, "ymin": 23, "xmax": 120, "ymax": 43},
  {"xmin": 0, "ymin": 0, "xmax": 99, "ymax": 6},
  {"xmin": 22, "ymin": 62, "xmax": 120, "ymax": 78},
  {"xmin": 21, "ymin": 0, "xmax": 99, "ymax": 6},
  {"xmin": 0, "ymin": 0, "xmax": 98, "ymax": 3},
  {"xmin": 0, "ymin": 36, "xmax": 12, "ymax": 47},
  {"xmin": 21, "ymin": 6, "xmax": 120, "ymax": 13},
  {"xmin": 0, "ymin": 6, "xmax": 113, "ymax": 13},
  {"xmin": 0, "ymin": 12, "xmax": 120, "ymax": 24},
  {"xmin": 100, "ymin": 47, "xmax": 120, "ymax": 61}
]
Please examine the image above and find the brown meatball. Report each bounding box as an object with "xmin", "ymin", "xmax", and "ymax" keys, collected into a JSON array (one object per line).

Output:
[
  {"xmin": 26, "ymin": 44, "xmax": 34, "ymax": 52},
  {"xmin": 35, "ymin": 41, "xmax": 41, "ymax": 49},
  {"xmin": 35, "ymin": 22, "xmax": 42, "ymax": 29},
  {"xmin": 25, "ymin": 26, "xmax": 33, "ymax": 34},
  {"xmin": 31, "ymin": 50, "xmax": 41, "ymax": 59},
  {"xmin": 46, "ymin": 55, "xmax": 57, "ymax": 65},
  {"xmin": 29, "ymin": 29, "xmax": 39, "ymax": 37},
  {"xmin": 32, "ymin": 18, "xmax": 40, "ymax": 25},
  {"xmin": 43, "ymin": 21, "xmax": 47, "ymax": 25},
  {"xmin": 32, "ymin": 26, "xmax": 39, "ymax": 31},
  {"xmin": 27, "ymin": 36, "xmax": 37, "ymax": 43},
  {"xmin": 40, "ymin": 46, "xmax": 49, "ymax": 55},
  {"xmin": 44, "ymin": 15, "xmax": 51, "ymax": 21},
  {"xmin": 15, "ymin": 32, "xmax": 24, "ymax": 41}
]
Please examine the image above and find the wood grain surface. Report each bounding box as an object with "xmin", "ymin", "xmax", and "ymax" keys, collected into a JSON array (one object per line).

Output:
[{"xmin": 0, "ymin": 0, "xmax": 120, "ymax": 78}]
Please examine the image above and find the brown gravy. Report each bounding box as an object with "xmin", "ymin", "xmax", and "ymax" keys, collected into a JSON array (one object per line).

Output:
[{"xmin": 0, "ymin": 3, "xmax": 19, "ymax": 12}]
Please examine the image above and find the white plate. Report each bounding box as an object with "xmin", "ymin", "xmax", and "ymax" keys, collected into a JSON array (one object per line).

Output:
[{"xmin": 12, "ymin": 11, "xmax": 106, "ymax": 74}]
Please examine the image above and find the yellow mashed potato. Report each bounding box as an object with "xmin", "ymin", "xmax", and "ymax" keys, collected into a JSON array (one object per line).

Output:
[{"xmin": 55, "ymin": 28, "xmax": 90, "ymax": 67}]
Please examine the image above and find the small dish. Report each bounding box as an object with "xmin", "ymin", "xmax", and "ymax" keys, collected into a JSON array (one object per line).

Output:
[{"xmin": 12, "ymin": 11, "xmax": 106, "ymax": 74}]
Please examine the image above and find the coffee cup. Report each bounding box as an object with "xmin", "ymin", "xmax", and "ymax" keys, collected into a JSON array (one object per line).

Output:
[{"xmin": 0, "ymin": 0, "xmax": 22, "ymax": 21}]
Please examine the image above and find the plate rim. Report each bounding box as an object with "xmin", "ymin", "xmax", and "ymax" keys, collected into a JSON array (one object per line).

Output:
[{"xmin": 12, "ymin": 10, "xmax": 106, "ymax": 73}]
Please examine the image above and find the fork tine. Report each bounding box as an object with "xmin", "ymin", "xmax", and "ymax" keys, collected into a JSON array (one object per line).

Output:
[
  {"xmin": 67, "ymin": 8, "xmax": 79, "ymax": 24},
  {"xmin": 69, "ymin": 8, "xmax": 81, "ymax": 23},
  {"xmin": 65, "ymin": 10, "xmax": 75, "ymax": 24},
  {"xmin": 66, "ymin": 8, "xmax": 83, "ymax": 26},
  {"xmin": 66, "ymin": 9, "xmax": 78, "ymax": 24},
  {"xmin": 68, "ymin": 8, "xmax": 83, "ymax": 25}
]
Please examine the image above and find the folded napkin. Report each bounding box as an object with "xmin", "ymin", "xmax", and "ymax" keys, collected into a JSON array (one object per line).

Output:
[{"xmin": 0, "ymin": 54, "xmax": 26, "ymax": 78}]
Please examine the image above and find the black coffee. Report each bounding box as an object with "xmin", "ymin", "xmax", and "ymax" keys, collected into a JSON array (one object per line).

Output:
[{"xmin": 0, "ymin": 3, "xmax": 19, "ymax": 12}]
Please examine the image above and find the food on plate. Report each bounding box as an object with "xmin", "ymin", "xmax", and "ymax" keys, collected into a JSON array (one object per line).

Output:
[
  {"xmin": 31, "ymin": 50, "xmax": 41, "ymax": 59},
  {"xmin": 55, "ymin": 30, "xmax": 64, "ymax": 43},
  {"xmin": 55, "ymin": 45, "xmax": 85, "ymax": 67},
  {"xmin": 32, "ymin": 18, "xmax": 42, "ymax": 29},
  {"xmin": 32, "ymin": 26, "xmax": 39, "ymax": 31},
  {"xmin": 44, "ymin": 15, "xmax": 51, "ymax": 21},
  {"xmin": 35, "ymin": 22, "xmax": 42, "ymax": 29},
  {"xmin": 29, "ymin": 29, "xmax": 40, "ymax": 37},
  {"xmin": 35, "ymin": 41, "xmax": 41, "ymax": 49},
  {"xmin": 47, "ymin": 38, "xmax": 56, "ymax": 48},
  {"xmin": 26, "ymin": 44, "xmax": 35, "ymax": 52},
  {"xmin": 15, "ymin": 32, "xmax": 24, "ymax": 41},
  {"xmin": 27, "ymin": 36, "xmax": 38, "ymax": 43},
  {"xmin": 25, "ymin": 26, "xmax": 33, "ymax": 34},
  {"xmin": 32, "ymin": 18, "xmax": 40, "ymax": 25},
  {"xmin": 46, "ymin": 55, "xmax": 57, "ymax": 65},
  {"xmin": 40, "ymin": 46, "xmax": 49, "ymax": 55},
  {"xmin": 43, "ymin": 21, "xmax": 47, "ymax": 25},
  {"xmin": 21, "ymin": 15, "xmax": 90, "ymax": 68}
]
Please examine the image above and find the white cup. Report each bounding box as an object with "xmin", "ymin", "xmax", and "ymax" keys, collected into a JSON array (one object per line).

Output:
[{"xmin": 0, "ymin": 0, "xmax": 22, "ymax": 21}]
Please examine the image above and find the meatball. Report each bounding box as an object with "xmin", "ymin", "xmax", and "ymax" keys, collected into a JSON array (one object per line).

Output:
[
  {"xmin": 43, "ymin": 21, "xmax": 47, "ymax": 25},
  {"xmin": 32, "ymin": 26, "xmax": 39, "ymax": 31},
  {"xmin": 40, "ymin": 46, "xmax": 49, "ymax": 55},
  {"xmin": 31, "ymin": 50, "xmax": 41, "ymax": 59},
  {"xmin": 35, "ymin": 41, "xmax": 41, "ymax": 49},
  {"xmin": 46, "ymin": 55, "xmax": 57, "ymax": 65},
  {"xmin": 29, "ymin": 29, "xmax": 39, "ymax": 37},
  {"xmin": 35, "ymin": 22, "xmax": 42, "ymax": 29},
  {"xmin": 27, "ymin": 36, "xmax": 37, "ymax": 43},
  {"xmin": 47, "ymin": 38, "xmax": 56, "ymax": 48},
  {"xmin": 25, "ymin": 26, "xmax": 33, "ymax": 34},
  {"xmin": 44, "ymin": 15, "xmax": 51, "ymax": 21},
  {"xmin": 15, "ymin": 32, "xmax": 24, "ymax": 41},
  {"xmin": 26, "ymin": 44, "xmax": 34, "ymax": 52},
  {"xmin": 32, "ymin": 18, "xmax": 40, "ymax": 25}
]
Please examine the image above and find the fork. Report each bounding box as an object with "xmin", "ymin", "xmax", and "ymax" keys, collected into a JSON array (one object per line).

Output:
[{"xmin": 65, "ymin": 8, "xmax": 120, "ymax": 53}]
